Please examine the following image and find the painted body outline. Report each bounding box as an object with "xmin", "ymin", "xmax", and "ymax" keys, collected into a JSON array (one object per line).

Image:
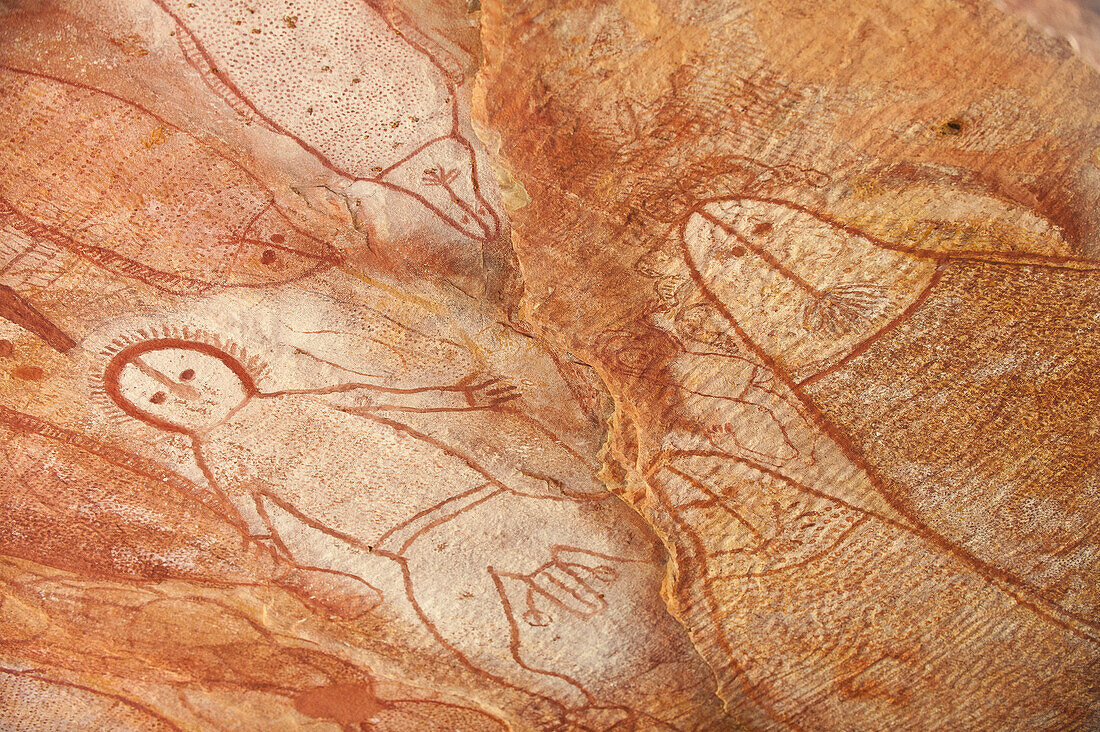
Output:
[
  {"xmin": 0, "ymin": 569, "xmax": 512, "ymax": 731},
  {"xmin": 658, "ymin": 197, "xmax": 1100, "ymax": 641},
  {"xmin": 0, "ymin": 63, "xmax": 344, "ymax": 352},
  {"xmin": 0, "ymin": 403, "xmax": 393, "ymax": 622},
  {"xmin": 0, "ymin": 666, "xmax": 185, "ymax": 731},
  {"xmin": 579, "ymin": 190, "xmax": 1100, "ymax": 727},
  {"xmin": 100, "ymin": 336, "xmax": 659, "ymax": 719},
  {"xmin": 677, "ymin": 194, "xmax": 1100, "ymax": 384},
  {"xmin": 153, "ymin": 0, "xmax": 502, "ymax": 244}
]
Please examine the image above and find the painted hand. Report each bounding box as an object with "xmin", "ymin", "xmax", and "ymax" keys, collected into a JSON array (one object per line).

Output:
[{"xmin": 451, "ymin": 375, "xmax": 522, "ymax": 409}]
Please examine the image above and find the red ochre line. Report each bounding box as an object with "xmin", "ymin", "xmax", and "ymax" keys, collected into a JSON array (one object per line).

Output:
[
  {"xmin": 0, "ymin": 198, "xmax": 212, "ymax": 294},
  {"xmin": 657, "ymin": 479, "xmax": 799, "ymax": 731},
  {"xmin": 798, "ymin": 266, "xmax": 945, "ymax": 387},
  {"xmin": 694, "ymin": 208, "xmax": 821, "ymax": 297},
  {"xmin": 0, "ymin": 64, "xmax": 276, "ymax": 200},
  {"xmin": 153, "ymin": 2, "xmax": 501, "ymax": 242},
  {"xmin": 670, "ymin": 210, "xmax": 1100, "ymax": 646},
  {"xmin": 0, "ymin": 667, "xmax": 185, "ymax": 731},
  {"xmin": 676, "ymin": 206, "xmax": 1100, "ymax": 638},
  {"xmin": 695, "ymin": 195, "xmax": 1100, "ymax": 270},
  {"xmin": 0, "ymin": 69, "xmax": 340, "ymax": 290},
  {"xmin": 216, "ymin": 487, "xmax": 585, "ymax": 715},
  {"xmin": 0, "ymin": 405, "xmax": 229, "ymax": 518},
  {"xmin": 0, "ymin": 284, "xmax": 75, "ymax": 352},
  {"xmin": 487, "ymin": 566, "xmax": 595, "ymax": 707}
]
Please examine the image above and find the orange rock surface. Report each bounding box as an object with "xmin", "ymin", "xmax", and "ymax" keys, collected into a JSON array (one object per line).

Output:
[
  {"xmin": 476, "ymin": 0, "xmax": 1100, "ymax": 727},
  {"xmin": 1, "ymin": 0, "xmax": 1098, "ymax": 728}
]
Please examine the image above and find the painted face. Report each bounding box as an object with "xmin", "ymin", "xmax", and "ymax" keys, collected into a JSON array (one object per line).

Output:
[{"xmin": 109, "ymin": 345, "xmax": 250, "ymax": 433}]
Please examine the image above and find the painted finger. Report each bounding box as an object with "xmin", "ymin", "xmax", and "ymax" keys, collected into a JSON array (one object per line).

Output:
[{"xmin": 471, "ymin": 376, "xmax": 504, "ymax": 390}]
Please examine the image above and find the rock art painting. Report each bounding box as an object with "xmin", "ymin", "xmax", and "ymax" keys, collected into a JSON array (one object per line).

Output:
[
  {"xmin": 156, "ymin": 0, "xmax": 501, "ymax": 245},
  {"xmin": 2, "ymin": 0, "xmax": 1098, "ymax": 729},
  {"xmin": 0, "ymin": 0, "xmax": 724, "ymax": 728},
  {"xmin": 476, "ymin": 0, "xmax": 1100, "ymax": 728}
]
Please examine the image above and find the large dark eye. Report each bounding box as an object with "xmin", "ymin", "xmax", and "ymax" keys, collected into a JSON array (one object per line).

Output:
[
  {"xmin": 179, "ymin": 369, "xmax": 195, "ymax": 381},
  {"xmin": 260, "ymin": 249, "xmax": 278, "ymax": 265},
  {"xmin": 149, "ymin": 391, "xmax": 167, "ymax": 405}
]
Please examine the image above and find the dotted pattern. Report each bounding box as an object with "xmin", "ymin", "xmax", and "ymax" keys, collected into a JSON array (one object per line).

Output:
[
  {"xmin": 0, "ymin": 68, "xmax": 331, "ymax": 290},
  {"xmin": 164, "ymin": 0, "xmax": 454, "ymax": 177},
  {"xmin": 0, "ymin": 426, "xmax": 275, "ymax": 587},
  {"xmin": 0, "ymin": 674, "xmax": 176, "ymax": 730}
]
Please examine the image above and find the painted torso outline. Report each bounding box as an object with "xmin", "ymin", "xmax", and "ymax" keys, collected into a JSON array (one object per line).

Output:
[
  {"xmin": 0, "ymin": 65, "xmax": 341, "ymax": 291},
  {"xmin": 675, "ymin": 193, "xmax": 1100, "ymax": 382},
  {"xmin": 628, "ymin": 189, "xmax": 1100, "ymax": 642},
  {"xmin": 154, "ymin": 0, "xmax": 501, "ymax": 243},
  {"xmin": 99, "ymin": 335, "xmax": 660, "ymax": 718},
  {"xmin": 0, "ymin": 64, "xmax": 342, "ymax": 352}
]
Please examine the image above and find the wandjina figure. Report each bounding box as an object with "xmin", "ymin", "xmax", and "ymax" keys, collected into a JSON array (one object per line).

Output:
[
  {"xmin": 101, "ymin": 335, "xmax": 654, "ymax": 716},
  {"xmin": 156, "ymin": 0, "xmax": 501, "ymax": 243},
  {"xmin": 0, "ymin": 65, "xmax": 343, "ymax": 351}
]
